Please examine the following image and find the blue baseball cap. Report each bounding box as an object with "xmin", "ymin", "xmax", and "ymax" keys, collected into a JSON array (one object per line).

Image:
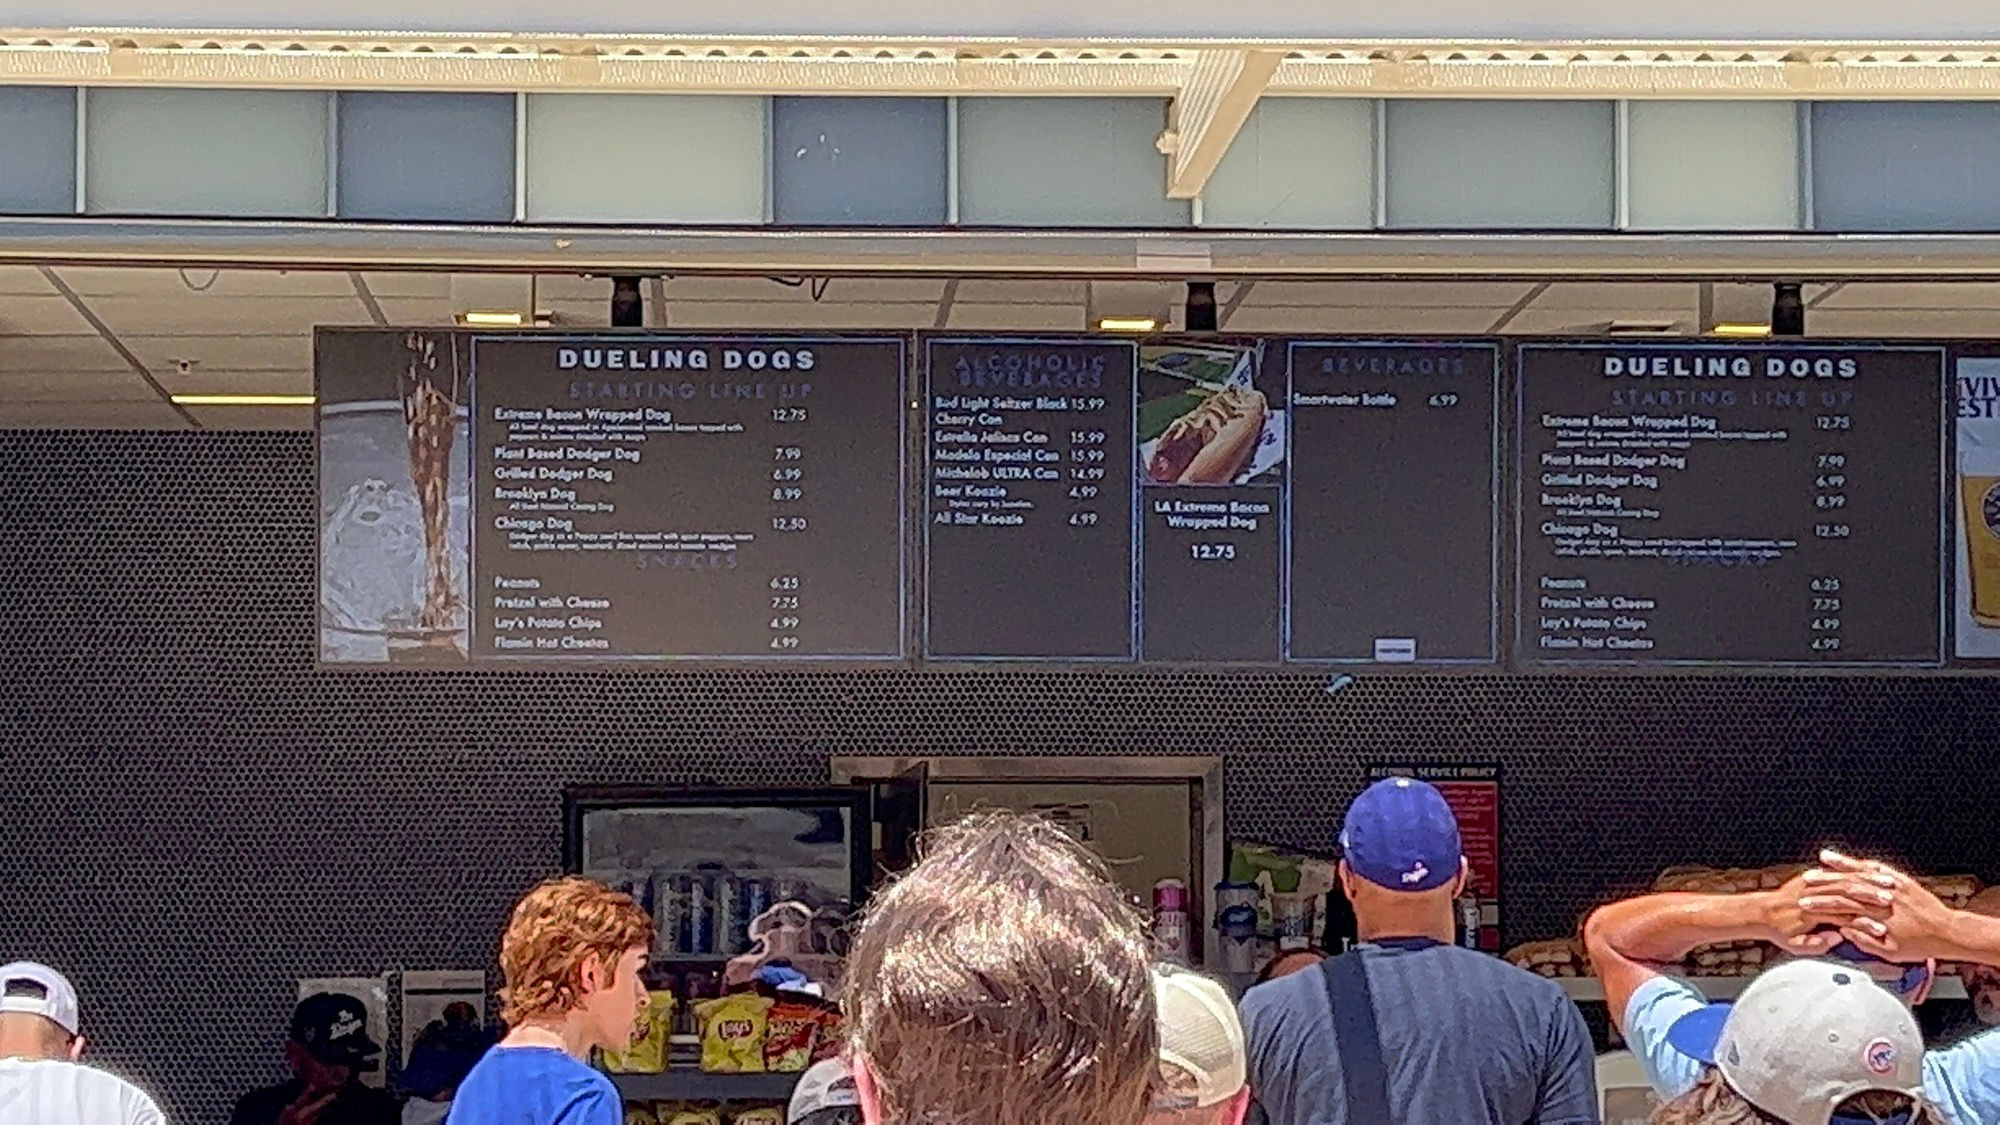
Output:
[{"xmin": 1339, "ymin": 777, "xmax": 1462, "ymax": 893}]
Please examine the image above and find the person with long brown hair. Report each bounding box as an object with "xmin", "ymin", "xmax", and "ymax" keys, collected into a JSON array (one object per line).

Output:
[
  {"xmin": 842, "ymin": 812, "xmax": 1158, "ymax": 1125},
  {"xmin": 1644, "ymin": 959, "xmax": 1937, "ymax": 1125}
]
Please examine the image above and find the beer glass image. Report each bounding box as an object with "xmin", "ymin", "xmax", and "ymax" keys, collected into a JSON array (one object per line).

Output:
[{"xmin": 1963, "ymin": 429, "xmax": 2000, "ymax": 628}]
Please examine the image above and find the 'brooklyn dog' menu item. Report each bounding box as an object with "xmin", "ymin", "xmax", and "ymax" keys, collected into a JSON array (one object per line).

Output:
[
  {"xmin": 924, "ymin": 338, "xmax": 1137, "ymax": 659},
  {"xmin": 470, "ymin": 335, "xmax": 905, "ymax": 660},
  {"xmin": 1286, "ymin": 341, "xmax": 1501, "ymax": 663},
  {"xmin": 1516, "ymin": 343, "xmax": 1945, "ymax": 667}
]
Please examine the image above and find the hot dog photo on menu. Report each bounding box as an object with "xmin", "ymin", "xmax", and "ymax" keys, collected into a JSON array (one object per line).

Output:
[{"xmin": 1138, "ymin": 340, "xmax": 1287, "ymax": 487}]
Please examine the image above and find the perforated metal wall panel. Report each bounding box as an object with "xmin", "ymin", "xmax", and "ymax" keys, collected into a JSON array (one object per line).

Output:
[{"xmin": 3, "ymin": 430, "xmax": 2000, "ymax": 1121}]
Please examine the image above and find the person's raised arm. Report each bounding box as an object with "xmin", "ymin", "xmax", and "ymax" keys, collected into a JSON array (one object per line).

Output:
[{"xmin": 1581, "ymin": 875, "xmax": 1847, "ymax": 1037}]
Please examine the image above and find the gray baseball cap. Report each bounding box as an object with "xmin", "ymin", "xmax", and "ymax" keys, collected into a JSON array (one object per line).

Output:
[{"xmin": 1666, "ymin": 958, "xmax": 1925, "ymax": 1125}]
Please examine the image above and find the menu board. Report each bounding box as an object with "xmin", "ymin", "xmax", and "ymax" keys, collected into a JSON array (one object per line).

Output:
[
  {"xmin": 1515, "ymin": 343, "xmax": 1946, "ymax": 667},
  {"xmin": 1287, "ymin": 342, "xmax": 1500, "ymax": 663},
  {"xmin": 922, "ymin": 336, "xmax": 1499, "ymax": 664},
  {"xmin": 923, "ymin": 338, "xmax": 1137, "ymax": 660},
  {"xmin": 319, "ymin": 329, "xmax": 1968, "ymax": 672},
  {"xmin": 316, "ymin": 330, "xmax": 905, "ymax": 664}
]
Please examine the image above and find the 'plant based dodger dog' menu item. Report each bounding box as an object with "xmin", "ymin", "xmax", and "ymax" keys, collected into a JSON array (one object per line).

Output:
[
  {"xmin": 1515, "ymin": 343, "xmax": 1946, "ymax": 667},
  {"xmin": 466, "ymin": 334, "xmax": 906, "ymax": 661}
]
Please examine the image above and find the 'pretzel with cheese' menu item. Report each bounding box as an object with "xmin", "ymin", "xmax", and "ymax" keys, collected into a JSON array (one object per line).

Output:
[{"xmin": 1147, "ymin": 386, "xmax": 1268, "ymax": 485}]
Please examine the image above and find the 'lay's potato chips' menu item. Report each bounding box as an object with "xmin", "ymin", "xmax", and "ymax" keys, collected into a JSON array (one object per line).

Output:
[{"xmin": 695, "ymin": 994, "xmax": 774, "ymax": 1074}]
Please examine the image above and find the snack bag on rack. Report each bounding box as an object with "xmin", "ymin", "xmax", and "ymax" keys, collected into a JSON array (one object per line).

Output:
[
  {"xmin": 729, "ymin": 1109, "xmax": 784, "ymax": 1125},
  {"xmin": 695, "ymin": 993, "xmax": 774, "ymax": 1074},
  {"xmin": 602, "ymin": 991, "xmax": 677, "ymax": 1073},
  {"xmin": 763, "ymin": 997, "xmax": 823, "ymax": 1073},
  {"xmin": 807, "ymin": 1005, "xmax": 846, "ymax": 1064},
  {"xmin": 661, "ymin": 1105, "xmax": 722, "ymax": 1125}
]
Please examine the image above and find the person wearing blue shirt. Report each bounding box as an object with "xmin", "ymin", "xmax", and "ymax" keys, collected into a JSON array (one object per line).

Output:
[
  {"xmin": 1584, "ymin": 849, "xmax": 2000, "ymax": 1125},
  {"xmin": 446, "ymin": 877, "xmax": 656, "ymax": 1125},
  {"xmin": 1239, "ymin": 778, "xmax": 1597, "ymax": 1125}
]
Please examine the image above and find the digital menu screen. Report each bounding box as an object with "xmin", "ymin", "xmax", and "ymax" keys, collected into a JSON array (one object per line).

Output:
[
  {"xmin": 1515, "ymin": 343, "xmax": 1946, "ymax": 668},
  {"xmin": 922, "ymin": 338, "xmax": 1138, "ymax": 660},
  {"xmin": 320, "ymin": 329, "xmax": 1964, "ymax": 672},
  {"xmin": 317, "ymin": 330, "xmax": 905, "ymax": 664},
  {"xmin": 1286, "ymin": 342, "xmax": 1500, "ymax": 663},
  {"xmin": 922, "ymin": 336, "xmax": 1499, "ymax": 664}
]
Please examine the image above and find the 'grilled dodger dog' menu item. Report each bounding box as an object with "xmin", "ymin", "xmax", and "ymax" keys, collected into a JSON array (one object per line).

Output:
[
  {"xmin": 1515, "ymin": 343, "xmax": 1945, "ymax": 667},
  {"xmin": 471, "ymin": 335, "xmax": 905, "ymax": 660}
]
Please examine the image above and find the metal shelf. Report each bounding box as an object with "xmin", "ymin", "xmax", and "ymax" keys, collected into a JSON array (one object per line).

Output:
[
  {"xmin": 610, "ymin": 1071, "xmax": 803, "ymax": 1102},
  {"xmin": 1557, "ymin": 975, "xmax": 1967, "ymax": 1003}
]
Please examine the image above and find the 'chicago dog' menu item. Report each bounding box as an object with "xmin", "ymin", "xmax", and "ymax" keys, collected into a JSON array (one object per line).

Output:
[
  {"xmin": 923, "ymin": 339, "xmax": 1136, "ymax": 660},
  {"xmin": 1286, "ymin": 341, "xmax": 1501, "ymax": 663},
  {"xmin": 470, "ymin": 335, "xmax": 905, "ymax": 660},
  {"xmin": 1515, "ymin": 343, "xmax": 1945, "ymax": 667}
]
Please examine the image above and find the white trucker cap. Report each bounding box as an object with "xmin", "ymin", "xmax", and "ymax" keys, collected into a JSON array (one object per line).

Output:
[
  {"xmin": 1672, "ymin": 958, "xmax": 1925, "ymax": 1125},
  {"xmin": 1152, "ymin": 964, "xmax": 1246, "ymax": 1108},
  {"xmin": 0, "ymin": 962, "xmax": 80, "ymax": 1036}
]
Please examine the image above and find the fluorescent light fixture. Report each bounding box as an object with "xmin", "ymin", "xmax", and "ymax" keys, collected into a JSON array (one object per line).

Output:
[
  {"xmin": 1095, "ymin": 316, "xmax": 1159, "ymax": 333},
  {"xmin": 457, "ymin": 309, "xmax": 527, "ymax": 327},
  {"xmin": 1606, "ymin": 319, "xmax": 1678, "ymax": 335},
  {"xmin": 1710, "ymin": 322, "xmax": 1773, "ymax": 338},
  {"xmin": 170, "ymin": 394, "xmax": 316, "ymax": 406}
]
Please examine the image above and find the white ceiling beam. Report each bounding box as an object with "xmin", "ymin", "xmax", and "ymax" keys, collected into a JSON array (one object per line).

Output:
[
  {"xmin": 1161, "ymin": 49, "xmax": 1280, "ymax": 200},
  {"xmin": 6, "ymin": 33, "xmax": 2000, "ymax": 99}
]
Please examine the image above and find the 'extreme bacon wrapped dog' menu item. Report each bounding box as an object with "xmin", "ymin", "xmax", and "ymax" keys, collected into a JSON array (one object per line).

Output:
[
  {"xmin": 1515, "ymin": 342, "xmax": 1945, "ymax": 668},
  {"xmin": 467, "ymin": 334, "xmax": 906, "ymax": 661}
]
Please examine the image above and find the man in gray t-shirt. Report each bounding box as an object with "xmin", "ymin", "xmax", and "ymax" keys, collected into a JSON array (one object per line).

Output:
[{"xmin": 1238, "ymin": 779, "xmax": 1596, "ymax": 1125}]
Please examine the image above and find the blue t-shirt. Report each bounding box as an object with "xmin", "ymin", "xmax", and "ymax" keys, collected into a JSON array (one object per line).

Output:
[
  {"xmin": 1625, "ymin": 975, "xmax": 2000, "ymax": 1125},
  {"xmin": 1240, "ymin": 941, "xmax": 1597, "ymax": 1125},
  {"xmin": 446, "ymin": 1046, "xmax": 620, "ymax": 1125}
]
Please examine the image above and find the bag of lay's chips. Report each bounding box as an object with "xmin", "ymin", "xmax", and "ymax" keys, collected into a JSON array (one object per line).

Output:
[
  {"xmin": 602, "ymin": 991, "xmax": 677, "ymax": 1073},
  {"xmin": 661, "ymin": 1105, "xmax": 722, "ymax": 1125},
  {"xmin": 808, "ymin": 1005, "xmax": 845, "ymax": 1064},
  {"xmin": 695, "ymin": 993, "xmax": 773, "ymax": 1074},
  {"xmin": 729, "ymin": 1109, "xmax": 784, "ymax": 1125},
  {"xmin": 763, "ymin": 998, "xmax": 821, "ymax": 1073}
]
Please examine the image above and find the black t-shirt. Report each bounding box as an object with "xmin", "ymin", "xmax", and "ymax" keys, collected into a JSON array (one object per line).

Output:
[{"xmin": 229, "ymin": 1079, "xmax": 400, "ymax": 1125}]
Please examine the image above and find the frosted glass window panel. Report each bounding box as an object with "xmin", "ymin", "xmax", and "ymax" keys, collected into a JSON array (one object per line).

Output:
[
  {"xmin": 1627, "ymin": 102, "xmax": 1799, "ymax": 230},
  {"xmin": 524, "ymin": 94, "xmax": 766, "ymax": 224},
  {"xmin": 772, "ymin": 97, "xmax": 948, "ymax": 225},
  {"xmin": 1812, "ymin": 103, "xmax": 2000, "ymax": 231},
  {"xmin": 337, "ymin": 92, "xmax": 515, "ymax": 221},
  {"xmin": 958, "ymin": 98, "xmax": 1187, "ymax": 227},
  {"xmin": 86, "ymin": 89, "xmax": 328, "ymax": 217},
  {"xmin": 0, "ymin": 88, "xmax": 76, "ymax": 214},
  {"xmin": 1201, "ymin": 98, "xmax": 1373, "ymax": 229},
  {"xmin": 1384, "ymin": 100, "xmax": 1614, "ymax": 229}
]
